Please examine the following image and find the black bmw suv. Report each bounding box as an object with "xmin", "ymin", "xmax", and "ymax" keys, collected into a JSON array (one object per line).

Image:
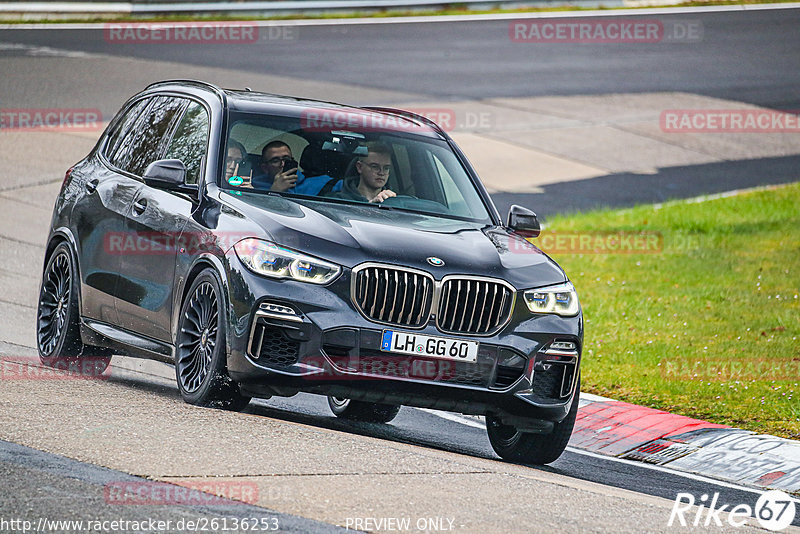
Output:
[{"xmin": 37, "ymin": 80, "xmax": 583, "ymax": 464}]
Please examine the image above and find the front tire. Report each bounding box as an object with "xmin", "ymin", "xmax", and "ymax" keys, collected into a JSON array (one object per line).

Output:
[
  {"xmin": 36, "ymin": 242, "xmax": 110, "ymax": 375},
  {"xmin": 486, "ymin": 381, "xmax": 580, "ymax": 465},
  {"xmin": 175, "ymin": 270, "xmax": 250, "ymax": 411},
  {"xmin": 327, "ymin": 396, "xmax": 401, "ymax": 423}
]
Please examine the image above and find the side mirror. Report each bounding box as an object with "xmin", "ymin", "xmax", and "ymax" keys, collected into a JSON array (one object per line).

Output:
[
  {"xmin": 143, "ymin": 159, "xmax": 186, "ymax": 190},
  {"xmin": 507, "ymin": 205, "xmax": 541, "ymax": 237}
]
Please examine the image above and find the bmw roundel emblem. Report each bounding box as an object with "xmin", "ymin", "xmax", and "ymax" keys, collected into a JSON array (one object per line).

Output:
[{"xmin": 427, "ymin": 257, "xmax": 445, "ymax": 267}]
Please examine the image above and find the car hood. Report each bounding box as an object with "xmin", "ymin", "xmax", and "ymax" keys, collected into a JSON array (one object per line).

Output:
[{"xmin": 221, "ymin": 192, "xmax": 566, "ymax": 289}]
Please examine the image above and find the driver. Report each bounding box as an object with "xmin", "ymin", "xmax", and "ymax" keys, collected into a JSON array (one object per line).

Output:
[{"xmin": 330, "ymin": 142, "xmax": 396, "ymax": 203}]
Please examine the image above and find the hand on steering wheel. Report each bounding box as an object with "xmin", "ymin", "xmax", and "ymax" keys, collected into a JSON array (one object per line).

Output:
[{"xmin": 369, "ymin": 190, "xmax": 397, "ymax": 203}]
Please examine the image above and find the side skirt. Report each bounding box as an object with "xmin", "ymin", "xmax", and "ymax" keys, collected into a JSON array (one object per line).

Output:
[{"xmin": 80, "ymin": 318, "xmax": 174, "ymax": 364}]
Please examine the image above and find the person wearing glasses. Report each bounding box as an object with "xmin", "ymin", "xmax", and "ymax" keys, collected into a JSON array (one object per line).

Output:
[
  {"xmin": 330, "ymin": 142, "xmax": 396, "ymax": 203},
  {"xmin": 224, "ymin": 139, "xmax": 252, "ymax": 185},
  {"xmin": 252, "ymin": 140, "xmax": 302, "ymax": 192}
]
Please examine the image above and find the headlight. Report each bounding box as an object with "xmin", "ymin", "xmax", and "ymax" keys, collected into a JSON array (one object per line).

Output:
[
  {"xmin": 233, "ymin": 238, "xmax": 340, "ymax": 285},
  {"xmin": 523, "ymin": 282, "xmax": 580, "ymax": 316}
]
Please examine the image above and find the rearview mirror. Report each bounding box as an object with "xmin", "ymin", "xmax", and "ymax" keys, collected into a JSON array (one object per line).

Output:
[
  {"xmin": 143, "ymin": 159, "xmax": 186, "ymax": 189},
  {"xmin": 507, "ymin": 205, "xmax": 541, "ymax": 237},
  {"xmin": 321, "ymin": 131, "xmax": 368, "ymax": 155}
]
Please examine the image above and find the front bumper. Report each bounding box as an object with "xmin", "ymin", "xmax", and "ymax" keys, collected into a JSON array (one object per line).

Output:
[{"xmin": 224, "ymin": 260, "xmax": 583, "ymax": 425}]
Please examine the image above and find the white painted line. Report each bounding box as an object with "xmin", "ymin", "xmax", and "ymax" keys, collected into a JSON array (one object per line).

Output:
[
  {"xmin": 0, "ymin": 42, "xmax": 93, "ymax": 58},
  {"xmin": 580, "ymin": 392, "xmax": 615, "ymax": 403},
  {"xmin": 419, "ymin": 406, "xmax": 770, "ymax": 496},
  {"xmin": 565, "ymin": 446, "xmax": 768, "ymax": 496},
  {"xmin": 1, "ymin": 3, "xmax": 799, "ymax": 29}
]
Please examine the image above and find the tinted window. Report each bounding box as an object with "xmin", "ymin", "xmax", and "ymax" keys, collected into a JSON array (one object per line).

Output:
[
  {"xmin": 111, "ymin": 96, "xmax": 186, "ymax": 177},
  {"xmin": 104, "ymin": 98, "xmax": 149, "ymax": 160},
  {"xmin": 164, "ymin": 101, "xmax": 209, "ymax": 185},
  {"xmin": 223, "ymin": 112, "xmax": 491, "ymax": 223}
]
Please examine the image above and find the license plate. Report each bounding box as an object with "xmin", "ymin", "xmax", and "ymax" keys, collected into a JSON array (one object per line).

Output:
[{"xmin": 380, "ymin": 330, "xmax": 478, "ymax": 363}]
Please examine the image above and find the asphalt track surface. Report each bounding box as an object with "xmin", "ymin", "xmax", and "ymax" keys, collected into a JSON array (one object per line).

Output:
[
  {"xmin": 2, "ymin": 362, "xmax": 795, "ymax": 530},
  {"xmin": 1, "ymin": 7, "xmax": 800, "ymax": 532},
  {"xmin": 0, "ymin": 438, "xmax": 343, "ymax": 534},
  {"xmin": 255, "ymin": 392, "xmax": 798, "ymax": 521},
  {"xmin": 3, "ymin": 9, "xmax": 800, "ymax": 218},
  {"xmin": 3, "ymin": 10, "xmax": 800, "ymax": 109}
]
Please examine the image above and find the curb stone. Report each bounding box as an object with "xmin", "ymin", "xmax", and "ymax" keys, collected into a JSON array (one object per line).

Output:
[{"xmin": 574, "ymin": 394, "xmax": 800, "ymax": 496}]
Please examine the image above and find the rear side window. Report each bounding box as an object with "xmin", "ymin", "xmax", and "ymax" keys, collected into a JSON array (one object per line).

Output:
[
  {"xmin": 110, "ymin": 96, "xmax": 186, "ymax": 177},
  {"xmin": 104, "ymin": 98, "xmax": 149, "ymax": 160},
  {"xmin": 164, "ymin": 101, "xmax": 209, "ymax": 185}
]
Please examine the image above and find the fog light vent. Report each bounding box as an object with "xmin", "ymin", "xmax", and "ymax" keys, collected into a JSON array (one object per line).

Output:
[{"xmin": 250, "ymin": 325, "xmax": 300, "ymax": 367}]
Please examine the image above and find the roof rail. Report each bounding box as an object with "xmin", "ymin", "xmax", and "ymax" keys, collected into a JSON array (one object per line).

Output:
[
  {"xmin": 362, "ymin": 106, "xmax": 448, "ymax": 137},
  {"xmin": 144, "ymin": 79, "xmax": 227, "ymax": 103}
]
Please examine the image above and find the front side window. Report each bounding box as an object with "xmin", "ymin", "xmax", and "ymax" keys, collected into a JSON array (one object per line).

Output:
[
  {"xmin": 110, "ymin": 96, "xmax": 186, "ymax": 177},
  {"xmin": 222, "ymin": 111, "xmax": 491, "ymax": 223},
  {"xmin": 164, "ymin": 101, "xmax": 209, "ymax": 185}
]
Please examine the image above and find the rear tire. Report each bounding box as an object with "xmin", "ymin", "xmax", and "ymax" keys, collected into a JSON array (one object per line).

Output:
[
  {"xmin": 36, "ymin": 242, "xmax": 111, "ymax": 375},
  {"xmin": 175, "ymin": 270, "xmax": 250, "ymax": 412},
  {"xmin": 486, "ymin": 380, "xmax": 580, "ymax": 465},
  {"xmin": 327, "ymin": 396, "xmax": 401, "ymax": 423}
]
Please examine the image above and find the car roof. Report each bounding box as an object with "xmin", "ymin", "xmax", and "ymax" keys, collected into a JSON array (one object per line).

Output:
[
  {"xmin": 224, "ymin": 90, "xmax": 445, "ymax": 139},
  {"xmin": 144, "ymin": 80, "xmax": 446, "ymax": 140}
]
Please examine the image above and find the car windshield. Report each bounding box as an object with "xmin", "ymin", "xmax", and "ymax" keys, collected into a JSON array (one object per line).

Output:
[{"xmin": 221, "ymin": 110, "xmax": 492, "ymax": 224}]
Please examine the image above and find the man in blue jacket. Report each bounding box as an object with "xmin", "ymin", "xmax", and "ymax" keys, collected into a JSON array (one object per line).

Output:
[
  {"xmin": 252, "ymin": 140, "xmax": 301, "ymax": 192},
  {"xmin": 251, "ymin": 139, "xmax": 343, "ymax": 196}
]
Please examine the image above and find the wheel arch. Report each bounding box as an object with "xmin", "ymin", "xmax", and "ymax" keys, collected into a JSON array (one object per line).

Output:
[
  {"xmin": 42, "ymin": 228, "xmax": 83, "ymax": 311},
  {"xmin": 37, "ymin": 228, "xmax": 100, "ymax": 360},
  {"xmin": 172, "ymin": 254, "xmax": 231, "ymax": 346},
  {"xmin": 44, "ymin": 228, "xmax": 78, "ymax": 270}
]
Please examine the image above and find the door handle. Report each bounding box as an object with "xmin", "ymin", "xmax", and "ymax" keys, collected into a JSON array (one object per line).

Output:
[
  {"xmin": 85, "ymin": 179, "xmax": 99, "ymax": 194},
  {"xmin": 132, "ymin": 198, "xmax": 147, "ymax": 215}
]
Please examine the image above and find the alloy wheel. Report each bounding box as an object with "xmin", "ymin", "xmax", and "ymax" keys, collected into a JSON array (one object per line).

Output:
[
  {"xmin": 37, "ymin": 251, "xmax": 71, "ymax": 356},
  {"xmin": 176, "ymin": 281, "xmax": 218, "ymax": 393}
]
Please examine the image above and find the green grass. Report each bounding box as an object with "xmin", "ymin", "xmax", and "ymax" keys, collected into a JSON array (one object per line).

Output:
[{"xmin": 539, "ymin": 183, "xmax": 800, "ymax": 439}]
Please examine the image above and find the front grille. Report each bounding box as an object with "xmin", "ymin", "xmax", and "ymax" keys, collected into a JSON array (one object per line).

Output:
[
  {"xmin": 352, "ymin": 266, "xmax": 433, "ymax": 328},
  {"xmin": 436, "ymin": 278, "xmax": 513, "ymax": 335},
  {"xmin": 352, "ymin": 264, "xmax": 516, "ymax": 336},
  {"xmin": 249, "ymin": 324, "xmax": 300, "ymax": 367}
]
